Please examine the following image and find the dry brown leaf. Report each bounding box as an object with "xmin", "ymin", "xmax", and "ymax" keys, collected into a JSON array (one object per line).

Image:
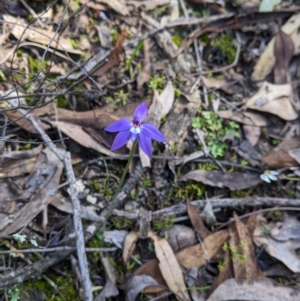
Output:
[
  {"xmin": 217, "ymin": 110, "xmax": 270, "ymax": 127},
  {"xmin": 48, "ymin": 120, "xmax": 117, "ymax": 157},
  {"xmin": 231, "ymin": 140, "xmax": 261, "ymax": 167},
  {"xmin": 126, "ymin": 275, "xmax": 163, "ymax": 301},
  {"xmin": 207, "ymin": 278, "xmax": 300, "ymax": 301},
  {"xmin": 274, "ymin": 29, "xmax": 294, "ymax": 84},
  {"xmin": 178, "ymin": 170, "xmax": 261, "ymax": 191},
  {"xmin": 202, "ymin": 77, "xmax": 243, "ymax": 95},
  {"xmin": 123, "ymin": 231, "xmax": 139, "ymax": 263},
  {"xmin": 149, "ymin": 231, "xmax": 191, "ymax": 301},
  {"xmin": 252, "ymin": 13, "xmax": 300, "ymax": 82},
  {"xmin": 0, "ymin": 144, "xmax": 42, "ymax": 176},
  {"xmin": 0, "ymin": 156, "xmax": 37, "ymax": 178},
  {"xmin": 3, "ymin": 15, "xmax": 82, "ymax": 54},
  {"xmin": 229, "ymin": 212, "xmax": 258, "ymax": 280},
  {"xmin": 208, "ymin": 248, "xmax": 233, "ymax": 297},
  {"xmin": 0, "ymin": 148, "xmax": 65, "ymax": 235},
  {"xmin": 186, "ymin": 201, "xmax": 211, "ymax": 239},
  {"xmin": 134, "ymin": 230, "xmax": 228, "ymax": 293},
  {"xmin": 254, "ymin": 216, "xmax": 300, "ymax": 273},
  {"xmin": 262, "ymin": 138, "xmax": 300, "ymax": 169},
  {"xmin": 243, "ymin": 125, "xmax": 261, "ymax": 146},
  {"xmin": 166, "ymin": 225, "xmax": 197, "ymax": 253},
  {"xmin": 245, "ymin": 82, "xmax": 298, "ymax": 121},
  {"xmin": 93, "ymin": 31, "xmax": 128, "ymax": 77},
  {"xmin": 50, "ymin": 194, "xmax": 103, "ymax": 222},
  {"xmin": 96, "ymin": 0, "xmax": 129, "ymax": 15}
]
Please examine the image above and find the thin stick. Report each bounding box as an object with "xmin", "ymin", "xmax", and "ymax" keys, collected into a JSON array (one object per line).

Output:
[{"xmin": 6, "ymin": 95, "xmax": 93, "ymax": 301}]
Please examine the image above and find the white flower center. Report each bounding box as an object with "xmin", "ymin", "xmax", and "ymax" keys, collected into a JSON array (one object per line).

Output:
[{"xmin": 130, "ymin": 125, "xmax": 141, "ymax": 135}]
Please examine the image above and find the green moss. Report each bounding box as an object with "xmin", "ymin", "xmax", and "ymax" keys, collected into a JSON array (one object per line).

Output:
[
  {"xmin": 211, "ymin": 34, "xmax": 236, "ymax": 64},
  {"xmin": 172, "ymin": 34, "xmax": 183, "ymax": 47},
  {"xmin": 92, "ymin": 180, "xmax": 113, "ymax": 198},
  {"xmin": 166, "ymin": 180, "xmax": 205, "ymax": 203},
  {"xmin": 55, "ymin": 96, "xmax": 68, "ymax": 107},
  {"xmin": 192, "ymin": 111, "xmax": 240, "ymax": 158},
  {"xmin": 11, "ymin": 273, "xmax": 79, "ymax": 301},
  {"xmin": 152, "ymin": 215, "xmax": 175, "ymax": 231},
  {"xmin": 111, "ymin": 217, "xmax": 134, "ymax": 230},
  {"xmin": 231, "ymin": 189, "xmax": 250, "ymax": 198}
]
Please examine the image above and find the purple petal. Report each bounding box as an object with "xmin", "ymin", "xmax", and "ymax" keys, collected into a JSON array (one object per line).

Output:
[
  {"xmin": 111, "ymin": 130, "xmax": 131, "ymax": 151},
  {"xmin": 142, "ymin": 123, "xmax": 166, "ymax": 142},
  {"xmin": 104, "ymin": 119, "xmax": 131, "ymax": 132},
  {"xmin": 138, "ymin": 132, "xmax": 152, "ymax": 157},
  {"xmin": 134, "ymin": 103, "xmax": 148, "ymax": 123}
]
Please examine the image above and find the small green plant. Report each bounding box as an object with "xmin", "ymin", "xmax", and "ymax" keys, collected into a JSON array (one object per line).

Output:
[
  {"xmin": 55, "ymin": 95, "xmax": 68, "ymax": 107},
  {"xmin": 218, "ymin": 241, "xmax": 247, "ymax": 271},
  {"xmin": 111, "ymin": 217, "xmax": 134, "ymax": 230},
  {"xmin": 92, "ymin": 180, "xmax": 112, "ymax": 199},
  {"xmin": 106, "ymin": 89, "xmax": 128, "ymax": 109},
  {"xmin": 152, "ymin": 215, "xmax": 175, "ymax": 231},
  {"xmin": 149, "ymin": 75, "xmax": 166, "ymax": 92},
  {"xmin": 124, "ymin": 38, "xmax": 145, "ymax": 71},
  {"xmin": 7, "ymin": 285, "xmax": 21, "ymax": 301},
  {"xmin": 192, "ymin": 111, "xmax": 240, "ymax": 158},
  {"xmin": 173, "ymin": 182, "xmax": 205, "ymax": 200},
  {"xmin": 211, "ymin": 34, "xmax": 236, "ymax": 64},
  {"xmin": 67, "ymin": 38, "xmax": 79, "ymax": 49}
]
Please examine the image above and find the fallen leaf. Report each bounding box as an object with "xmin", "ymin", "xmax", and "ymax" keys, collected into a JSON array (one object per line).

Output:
[
  {"xmin": 208, "ymin": 248, "xmax": 233, "ymax": 297},
  {"xmin": 93, "ymin": 31, "xmax": 128, "ymax": 77},
  {"xmin": 269, "ymin": 215, "xmax": 300, "ymax": 241},
  {"xmin": 96, "ymin": 0, "xmax": 129, "ymax": 15},
  {"xmin": 207, "ymin": 278, "xmax": 300, "ymax": 301},
  {"xmin": 178, "ymin": 170, "xmax": 261, "ymax": 191},
  {"xmin": 262, "ymin": 138, "xmax": 300, "ymax": 169},
  {"xmin": 0, "ymin": 147, "xmax": 41, "ymax": 178},
  {"xmin": 133, "ymin": 230, "xmax": 228, "ymax": 293},
  {"xmin": 48, "ymin": 120, "xmax": 117, "ymax": 157},
  {"xmin": 202, "ymin": 77, "xmax": 243, "ymax": 95},
  {"xmin": 217, "ymin": 110, "xmax": 270, "ymax": 127},
  {"xmin": 0, "ymin": 148, "xmax": 65, "ymax": 235},
  {"xmin": 245, "ymin": 82, "xmax": 298, "ymax": 121},
  {"xmin": 50, "ymin": 194, "xmax": 103, "ymax": 222},
  {"xmin": 274, "ymin": 29, "xmax": 294, "ymax": 84},
  {"xmin": 95, "ymin": 254, "xmax": 119, "ymax": 301},
  {"xmin": 149, "ymin": 231, "xmax": 191, "ymax": 301},
  {"xmin": 229, "ymin": 212, "xmax": 258, "ymax": 280},
  {"xmin": 123, "ymin": 231, "xmax": 139, "ymax": 263},
  {"xmin": 231, "ymin": 140, "xmax": 261, "ymax": 167},
  {"xmin": 126, "ymin": 275, "xmax": 163, "ymax": 301},
  {"xmin": 3, "ymin": 15, "xmax": 82, "ymax": 54},
  {"xmin": 254, "ymin": 216, "xmax": 300, "ymax": 273},
  {"xmin": 252, "ymin": 13, "xmax": 300, "ymax": 81},
  {"xmin": 187, "ymin": 201, "xmax": 211, "ymax": 239},
  {"xmin": 243, "ymin": 125, "xmax": 261, "ymax": 146},
  {"xmin": 104, "ymin": 230, "xmax": 128, "ymax": 248},
  {"xmin": 166, "ymin": 225, "xmax": 197, "ymax": 253}
]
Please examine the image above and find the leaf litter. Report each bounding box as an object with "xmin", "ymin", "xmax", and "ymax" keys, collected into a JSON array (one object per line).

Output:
[{"xmin": 1, "ymin": 0, "xmax": 300, "ymax": 300}]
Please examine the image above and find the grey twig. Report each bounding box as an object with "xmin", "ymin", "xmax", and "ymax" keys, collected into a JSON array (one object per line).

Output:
[{"xmin": 7, "ymin": 94, "xmax": 93, "ymax": 301}]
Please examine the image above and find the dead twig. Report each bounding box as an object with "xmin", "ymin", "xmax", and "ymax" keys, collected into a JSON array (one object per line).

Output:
[{"xmin": 6, "ymin": 95, "xmax": 94, "ymax": 301}]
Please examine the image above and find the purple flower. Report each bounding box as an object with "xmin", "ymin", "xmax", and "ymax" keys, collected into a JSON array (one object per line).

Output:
[{"xmin": 104, "ymin": 103, "xmax": 166, "ymax": 157}]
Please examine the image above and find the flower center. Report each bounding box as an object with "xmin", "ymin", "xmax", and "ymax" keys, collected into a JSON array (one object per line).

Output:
[
  {"xmin": 130, "ymin": 119, "xmax": 141, "ymax": 136},
  {"xmin": 133, "ymin": 120, "xmax": 140, "ymax": 127}
]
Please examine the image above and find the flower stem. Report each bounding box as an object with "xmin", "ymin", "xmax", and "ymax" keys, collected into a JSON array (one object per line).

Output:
[{"xmin": 103, "ymin": 140, "xmax": 137, "ymax": 228}]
